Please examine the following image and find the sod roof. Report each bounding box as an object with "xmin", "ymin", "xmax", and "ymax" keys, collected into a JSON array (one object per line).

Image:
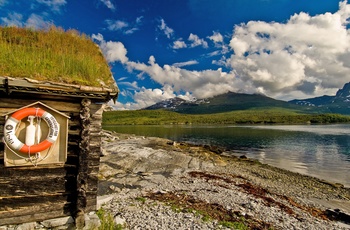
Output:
[{"xmin": 0, "ymin": 26, "xmax": 117, "ymax": 91}]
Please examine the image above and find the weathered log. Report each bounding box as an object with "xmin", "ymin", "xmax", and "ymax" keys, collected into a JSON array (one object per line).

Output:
[
  {"xmin": 75, "ymin": 98, "xmax": 91, "ymax": 225},
  {"xmin": 0, "ymin": 95, "xmax": 105, "ymax": 225}
]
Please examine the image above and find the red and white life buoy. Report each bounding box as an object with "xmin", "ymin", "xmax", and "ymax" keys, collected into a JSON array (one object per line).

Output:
[{"xmin": 4, "ymin": 107, "xmax": 59, "ymax": 154}]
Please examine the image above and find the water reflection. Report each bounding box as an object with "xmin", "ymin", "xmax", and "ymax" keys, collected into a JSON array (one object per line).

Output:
[{"xmin": 104, "ymin": 124, "xmax": 350, "ymax": 187}]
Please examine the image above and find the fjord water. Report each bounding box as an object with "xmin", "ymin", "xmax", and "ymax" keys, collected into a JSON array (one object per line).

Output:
[{"xmin": 104, "ymin": 124, "xmax": 350, "ymax": 187}]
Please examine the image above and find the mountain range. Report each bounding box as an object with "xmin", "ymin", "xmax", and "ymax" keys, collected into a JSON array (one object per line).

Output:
[
  {"xmin": 144, "ymin": 82, "xmax": 350, "ymax": 115},
  {"xmin": 289, "ymin": 82, "xmax": 350, "ymax": 115}
]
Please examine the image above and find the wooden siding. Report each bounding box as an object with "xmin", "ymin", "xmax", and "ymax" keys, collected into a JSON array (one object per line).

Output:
[{"xmin": 0, "ymin": 97, "xmax": 104, "ymax": 225}]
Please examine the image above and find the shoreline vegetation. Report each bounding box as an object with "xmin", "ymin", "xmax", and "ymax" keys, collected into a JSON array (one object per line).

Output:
[
  {"xmin": 103, "ymin": 109, "xmax": 350, "ymax": 125},
  {"xmin": 98, "ymin": 131, "xmax": 350, "ymax": 229}
]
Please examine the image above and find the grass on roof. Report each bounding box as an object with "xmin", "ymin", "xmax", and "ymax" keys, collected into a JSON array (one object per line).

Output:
[{"xmin": 0, "ymin": 26, "xmax": 114, "ymax": 87}]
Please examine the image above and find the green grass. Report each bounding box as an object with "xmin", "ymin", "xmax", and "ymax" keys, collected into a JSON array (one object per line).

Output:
[
  {"xmin": 96, "ymin": 207, "xmax": 123, "ymax": 230},
  {"xmin": 0, "ymin": 26, "xmax": 113, "ymax": 87},
  {"xmin": 219, "ymin": 221, "xmax": 249, "ymax": 229},
  {"xmin": 103, "ymin": 108, "xmax": 350, "ymax": 125},
  {"xmin": 135, "ymin": 197, "xmax": 146, "ymax": 203}
]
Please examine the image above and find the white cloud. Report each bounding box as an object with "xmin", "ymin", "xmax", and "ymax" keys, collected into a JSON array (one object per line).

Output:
[
  {"xmin": 113, "ymin": 86, "xmax": 177, "ymax": 110},
  {"xmin": 112, "ymin": 1, "xmax": 350, "ymax": 109},
  {"xmin": 227, "ymin": 1, "xmax": 350, "ymax": 99},
  {"xmin": 188, "ymin": 33, "xmax": 208, "ymax": 48},
  {"xmin": 36, "ymin": 0, "xmax": 66, "ymax": 13},
  {"xmin": 126, "ymin": 56, "xmax": 242, "ymax": 99},
  {"xmin": 1, "ymin": 12, "xmax": 23, "ymax": 27},
  {"xmin": 136, "ymin": 16, "xmax": 143, "ymax": 24},
  {"xmin": 118, "ymin": 81, "xmax": 139, "ymax": 90},
  {"xmin": 124, "ymin": 27, "xmax": 139, "ymax": 35},
  {"xmin": 99, "ymin": 0, "xmax": 115, "ymax": 11},
  {"xmin": 1, "ymin": 12, "xmax": 50, "ymax": 29},
  {"xmin": 173, "ymin": 39, "xmax": 187, "ymax": 49},
  {"xmin": 208, "ymin": 31, "xmax": 223, "ymax": 43},
  {"xmin": 172, "ymin": 60, "xmax": 198, "ymax": 67},
  {"xmin": 92, "ymin": 33, "xmax": 128, "ymax": 64},
  {"xmin": 26, "ymin": 14, "xmax": 49, "ymax": 29},
  {"xmin": 106, "ymin": 19, "xmax": 128, "ymax": 31},
  {"xmin": 133, "ymin": 86, "xmax": 176, "ymax": 109},
  {"xmin": 105, "ymin": 16, "xmax": 142, "ymax": 35},
  {"xmin": 158, "ymin": 18, "xmax": 174, "ymax": 39},
  {"xmin": 118, "ymin": 77, "xmax": 128, "ymax": 81}
]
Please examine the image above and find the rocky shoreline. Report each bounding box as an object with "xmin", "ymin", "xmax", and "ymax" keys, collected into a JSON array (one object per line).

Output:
[{"xmin": 98, "ymin": 130, "xmax": 350, "ymax": 230}]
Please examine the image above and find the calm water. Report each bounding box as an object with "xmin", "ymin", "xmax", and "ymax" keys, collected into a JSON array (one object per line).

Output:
[{"xmin": 104, "ymin": 124, "xmax": 350, "ymax": 187}]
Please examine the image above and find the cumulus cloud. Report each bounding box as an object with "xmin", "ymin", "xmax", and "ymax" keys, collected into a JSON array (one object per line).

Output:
[
  {"xmin": 133, "ymin": 85, "xmax": 176, "ymax": 109},
  {"xmin": 208, "ymin": 31, "xmax": 223, "ymax": 44},
  {"xmin": 158, "ymin": 18, "xmax": 174, "ymax": 39},
  {"xmin": 173, "ymin": 39, "xmax": 187, "ymax": 49},
  {"xmin": 99, "ymin": 0, "xmax": 115, "ymax": 11},
  {"xmin": 172, "ymin": 34, "xmax": 209, "ymax": 50},
  {"xmin": 188, "ymin": 33, "xmax": 208, "ymax": 48},
  {"xmin": 112, "ymin": 1, "xmax": 350, "ymax": 109},
  {"xmin": 112, "ymin": 86, "xmax": 177, "ymax": 110},
  {"xmin": 126, "ymin": 56, "xmax": 243, "ymax": 99},
  {"xmin": 92, "ymin": 33, "xmax": 128, "ymax": 63},
  {"xmin": 228, "ymin": 1, "xmax": 350, "ymax": 98}
]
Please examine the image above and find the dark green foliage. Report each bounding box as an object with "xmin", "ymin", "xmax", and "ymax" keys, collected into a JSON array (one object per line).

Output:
[{"xmin": 103, "ymin": 108, "xmax": 350, "ymax": 125}]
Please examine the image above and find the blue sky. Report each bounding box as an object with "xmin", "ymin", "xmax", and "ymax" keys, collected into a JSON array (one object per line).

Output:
[{"xmin": 1, "ymin": 0, "xmax": 349, "ymax": 109}]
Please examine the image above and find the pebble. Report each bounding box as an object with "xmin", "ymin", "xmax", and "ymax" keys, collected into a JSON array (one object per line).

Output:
[{"xmin": 97, "ymin": 131, "xmax": 350, "ymax": 230}]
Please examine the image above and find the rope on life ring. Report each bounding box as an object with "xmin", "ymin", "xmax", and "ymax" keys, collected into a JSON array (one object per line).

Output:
[{"xmin": 4, "ymin": 107, "xmax": 60, "ymax": 155}]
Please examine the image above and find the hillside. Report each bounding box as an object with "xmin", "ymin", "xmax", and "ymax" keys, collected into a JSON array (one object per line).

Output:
[
  {"xmin": 144, "ymin": 92, "xmax": 327, "ymax": 114},
  {"xmin": 0, "ymin": 26, "xmax": 115, "ymax": 87},
  {"xmin": 289, "ymin": 82, "xmax": 350, "ymax": 115},
  {"xmin": 103, "ymin": 108, "xmax": 350, "ymax": 125}
]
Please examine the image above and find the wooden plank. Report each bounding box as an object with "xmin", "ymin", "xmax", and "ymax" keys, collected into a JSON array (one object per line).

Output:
[
  {"xmin": 0, "ymin": 202, "xmax": 71, "ymax": 225},
  {"xmin": 0, "ymin": 193, "xmax": 69, "ymax": 212},
  {"xmin": 0, "ymin": 165, "xmax": 67, "ymax": 175},
  {"xmin": 0, "ymin": 177, "xmax": 68, "ymax": 196},
  {"xmin": 0, "ymin": 96, "xmax": 106, "ymax": 224},
  {"xmin": 0, "ymin": 98, "xmax": 81, "ymax": 112}
]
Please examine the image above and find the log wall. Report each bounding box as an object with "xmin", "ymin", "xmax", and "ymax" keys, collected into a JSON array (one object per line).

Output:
[{"xmin": 0, "ymin": 96, "xmax": 104, "ymax": 225}]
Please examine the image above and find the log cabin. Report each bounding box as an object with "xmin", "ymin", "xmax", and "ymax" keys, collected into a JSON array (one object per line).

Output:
[{"xmin": 0, "ymin": 26, "xmax": 118, "ymax": 226}]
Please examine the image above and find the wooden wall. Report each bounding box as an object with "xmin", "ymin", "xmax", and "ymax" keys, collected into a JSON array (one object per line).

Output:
[{"xmin": 0, "ymin": 96, "xmax": 104, "ymax": 225}]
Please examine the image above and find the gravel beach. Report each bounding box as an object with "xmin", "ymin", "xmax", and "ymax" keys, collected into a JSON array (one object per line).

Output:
[{"xmin": 98, "ymin": 130, "xmax": 350, "ymax": 230}]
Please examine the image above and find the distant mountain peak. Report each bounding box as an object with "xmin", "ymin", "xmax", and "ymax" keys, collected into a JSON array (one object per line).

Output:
[
  {"xmin": 289, "ymin": 82, "xmax": 350, "ymax": 114},
  {"xmin": 144, "ymin": 83, "xmax": 350, "ymax": 115},
  {"xmin": 144, "ymin": 91, "xmax": 300, "ymax": 114},
  {"xmin": 335, "ymin": 82, "xmax": 350, "ymax": 98},
  {"xmin": 144, "ymin": 97, "xmax": 187, "ymax": 110}
]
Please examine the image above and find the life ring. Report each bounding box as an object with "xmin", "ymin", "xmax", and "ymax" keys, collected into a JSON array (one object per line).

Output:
[{"xmin": 4, "ymin": 107, "xmax": 59, "ymax": 154}]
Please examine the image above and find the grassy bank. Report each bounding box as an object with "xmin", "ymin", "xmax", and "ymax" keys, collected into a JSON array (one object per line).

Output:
[
  {"xmin": 103, "ymin": 108, "xmax": 350, "ymax": 125},
  {"xmin": 0, "ymin": 26, "xmax": 113, "ymax": 86}
]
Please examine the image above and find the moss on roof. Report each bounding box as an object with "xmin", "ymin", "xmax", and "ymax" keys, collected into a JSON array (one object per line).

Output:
[{"xmin": 0, "ymin": 26, "xmax": 116, "ymax": 88}]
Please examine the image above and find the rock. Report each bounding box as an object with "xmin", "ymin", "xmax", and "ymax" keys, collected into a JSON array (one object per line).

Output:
[
  {"xmin": 40, "ymin": 216, "xmax": 74, "ymax": 228},
  {"xmin": 13, "ymin": 222, "xmax": 37, "ymax": 230},
  {"xmin": 98, "ymin": 131, "xmax": 350, "ymax": 230},
  {"xmin": 114, "ymin": 215, "xmax": 126, "ymax": 227},
  {"xmin": 97, "ymin": 194, "xmax": 115, "ymax": 210},
  {"xmin": 83, "ymin": 213, "xmax": 101, "ymax": 230}
]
